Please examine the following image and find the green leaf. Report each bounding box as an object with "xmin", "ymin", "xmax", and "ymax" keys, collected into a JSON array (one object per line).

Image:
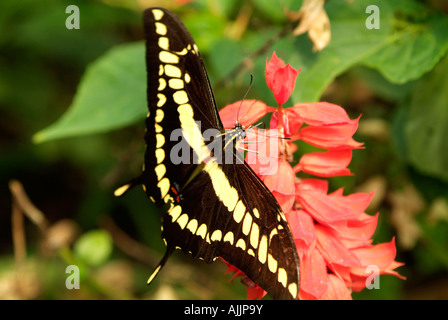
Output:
[
  {"xmin": 74, "ymin": 230, "xmax": 113, "ymax": 267},
  {"xmin": 208, "ymin": 38, "xmax": 243, "ymax": 81},
  {"xmin": 182, "ymin": 11, "xmax": 226, "ymax": 53},
  {"xmin": 362, "ymin": 14, "xmax": 448, "ymax": 84},
  {"xmin": 251, "ymin": 0, "xmax": 298, "ymax": 22},
  {"xmin": 404, "ymin": 54, "xmax": 448, "ymax": 181},
  {"xmin": 33, "ymin": 42, "xmax": 146, "ymax": 143},
  {"xmin": 286, "ymin": 0, "xmax": 395, "ymax": 102},
  {"xmin": 278, "ymin": 0, "xmax": 448, "ymax": 102}
]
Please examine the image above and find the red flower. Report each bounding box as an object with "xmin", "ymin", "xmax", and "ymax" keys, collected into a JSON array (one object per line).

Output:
[
  {"xmin": 265, "ymin": 52, "xmax": 301, "ymax": 105},
  {"xmin": 219, "ymin": 52, "xmax": 404, "ymax": 300}
]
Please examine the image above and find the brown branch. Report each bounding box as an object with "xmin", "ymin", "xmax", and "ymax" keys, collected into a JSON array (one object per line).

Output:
[
  {"xmin": 9, "ymin": 179, "xmax": 51, "ymax": 298},
  {"xmin": 11, "ymin": 201, "xmax": 26, "ymax": 297},
  {"xmin": 9, "ymin": 179, "xmax": 49, "ymax": 233},
  {"xmin": 99, "ymin": 217, "xmax": 160, "ymax": 267},
  {"xmin": 214, "ymin": 19, "xmax": 297, "ymax": 91}
]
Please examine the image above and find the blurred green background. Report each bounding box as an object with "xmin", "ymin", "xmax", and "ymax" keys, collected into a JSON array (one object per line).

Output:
[{"xmin": 1, "ymin": 0, "xmax": 448, "ymax": 299}]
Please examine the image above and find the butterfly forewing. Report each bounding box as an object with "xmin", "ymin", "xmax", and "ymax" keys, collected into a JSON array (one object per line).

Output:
[{"xmin": 120, "ymin": 7, "xmax": 300, "ymax": 300}]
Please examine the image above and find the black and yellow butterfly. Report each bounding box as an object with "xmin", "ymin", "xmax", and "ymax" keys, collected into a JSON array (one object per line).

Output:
[{"xmin": 115, "ymin": 7, "xmax": 300, "ymax": 300}]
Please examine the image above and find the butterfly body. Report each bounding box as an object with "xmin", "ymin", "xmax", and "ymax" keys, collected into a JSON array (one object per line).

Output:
[{"xmin": 116, "ymin": 7, "xmax": 300, "ymax": 300}]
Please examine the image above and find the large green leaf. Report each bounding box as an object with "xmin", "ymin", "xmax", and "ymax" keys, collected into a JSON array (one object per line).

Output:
[
  {"xmin": 405, "ymin": 54, "xmax": 448, "ymax": 181},
  {"xmin": 287, "ymin": 0, "xmax": 395, "ymax": 103},
  {"xmin": 286, "ymin": 0, "xmax": 448, "ymax": 102},
  {"xmin": 362, "ymin": 13, "xmax": 448, "ymax": 84},
  {"xmin": 33, "ymin": 42, "xmax": 146, "ymax": 143}
]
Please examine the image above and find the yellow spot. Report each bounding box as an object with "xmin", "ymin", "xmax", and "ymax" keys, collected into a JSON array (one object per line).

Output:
[
  {"xmin": 157, "ymin": 177, "xmax": 170, "ymax": 198},
  {"xmin": 158, "ymin": 78, "xmax": 166, "ymax": 91},
  {"xmin": 179, "ymin": 113, "xmax": 194, "ymax": 127},
  {"xmin": 173, "ymin": 90, "xmax": 189, "ymax": 104},
  {"xmin": 157, "ymin": 93, "xmax": 166, "ymax": 107},
  {"xmin": 247, "ymin": 248, "xmax": 255, "ymax": 257},
  {"xmin": 159, "ymin": 51, "xmax": 179, "ymax": 64},
  {"xmin": 176, "ymin": 48, "xmax": 188, "ymax": 56},
  {"xmin": 267, "ymin": 254, "xmax": 278, "ymax": 273},
  {"xmin": 233, "ymin": 201, "xmax": 245, "ymax": 223},
  {"xmin": 177, "ymin": 214, "xmax": 189, "ymax": 229},
  {"xmin": 180, "ymin": 115, "xmax": 209, "ymax": 163},
  {"xmin": 250, "ymin": 223, "xmax": 259, "ymax": 249},
  {"xmin": 278, "ymin": 268, "xmax": 287, "ymax": 288},
  {"xmin": 164, "ymin": 64, "xmax": 181, "ymax": 78},
  {"xmin": 258, "ymin": 235, "xmax": 268, "ymax": 264},
  {"xmin": 156, "ymin": 133, "xmax": 165, "ymax": 148},
  {"xmin": 242, "ymin": 213, "xmax": 252, "ymax": 235},
  {"xmin": 159, "ymin": 64, "xmax": 164, "ymax": 76},
  {"xmin": 152, "ymin": 9, "xmax": 164, "ymax": 21},
  {"xmin": 196, "ymin": 224, "xmax": 207, "ymax": 239},
  {"xmin": 155, "ymin": 148, "xmax": 165, "ymax": 164},
  {"xmin": 154, "ymin": 164, "xmax": 166, "ymax": 181},
  {"xmin": 163, "ymin": 193, "xmax": 174, "ymax": 205},
  {"xmin": 211, "ymin": 230, "xmax": 222, "ymax": 242},
  {"xmin": 204, "ymin": 162, "xmax": 239, "ymax": 212},
  {"xmin": 155, "ymin": 123, "xmax": 163, "ymax": 133},
  {"xmin": 158, "ymin": 37, "xmax": 169, "ymax": 50},
  {"xmin": 186, "ymin": 219, "xmax": 198, "ymax": 234},
  {"xmin": 185, "ymin": 73, "xmax": 191, "ymax": 83},
  {"xmin": 269, "ymin": 228, "xmax": 278, "ymax": 241},
  {"xmin": 223, "ymin": 232, "xmax": 234, "ymax": 245},
  {"xmin": 114, "ymin": 184, "xmax": 130, "ymax": 197},
  {"xmin": 193, "ymin": 44, "xmax": 199, "ymax": 53},
  {"xmin": 288, "ymin": 283, "xmax": 298, "ymax": 299},
  {"xmin": 253, "ymin": 208, "xmax": 260, "ymax": 219},
  {"xmin": 168, "ymin": 205, "xmax": 182, "ymax": 221},
  {"xmin": 178, "ymin": 104, "xmax": 194, "ymax": 117},
  {"xmin": 155, "ymin": 109, "xmax": 164, "ymax": 123},
  {"xmin": 155, "ymin": 22, "xmax": 167, "ymax": 35},
  {"xmin": 236, "ymin": 239, "xmax": 246, "ymax": 250},
  {"xmin": 169, "ymin": 79, "xmax": 184, "ymax": 90}
]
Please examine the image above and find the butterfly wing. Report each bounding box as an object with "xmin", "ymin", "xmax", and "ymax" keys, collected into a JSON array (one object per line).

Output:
[
  {"xmin": 164, "ymin": 159, "xmax": 300, "ymax": 300},
  {"xmin": 137, "ymin": 7, "xmax": 224, "ymax": 205},
  {"xmin": 117, "ymin": 7, "xmax": 300, "ymax": 300}
]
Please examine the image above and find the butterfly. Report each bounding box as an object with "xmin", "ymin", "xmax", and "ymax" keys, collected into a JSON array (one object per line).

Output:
[{"xmin": 115, "ymin": 7, "xmax": 300, "ymax": 300}]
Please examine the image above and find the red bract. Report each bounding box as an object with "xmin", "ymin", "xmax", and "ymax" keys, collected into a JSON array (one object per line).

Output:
[
  {"xmin": 294, "ymin": 149, "xmax": 353, "ymax": 177},
  {"xmin": 219, "ymin": 52, "xmax": 404, "ymax": 300},
  {"xmin": 219, "ymin": 100, "xmax": 274, "ymax": 128},
  {"xmin": 265, "ymin": 52, "xmax": 301, "ymax": 105}
]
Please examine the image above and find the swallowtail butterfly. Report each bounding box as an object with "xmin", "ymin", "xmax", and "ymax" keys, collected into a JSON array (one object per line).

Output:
[{"xmin": 115, "ymin": 7, "xmax": 300, "ymax": 300}]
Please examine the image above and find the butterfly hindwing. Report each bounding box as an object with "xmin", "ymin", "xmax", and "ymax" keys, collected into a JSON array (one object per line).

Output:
[
  {"xmin": 164, "ymin": 160, "xmax": 300, "ymax": 300},
  {"xmin": 119, "ymin": 7, "xmax": 300, "ymax": 300}
]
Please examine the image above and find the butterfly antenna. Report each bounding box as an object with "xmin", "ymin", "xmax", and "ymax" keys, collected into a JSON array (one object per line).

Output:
[{"xmin": 236, "ymin": 74, "xmax": 254, "ymax": 125}]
